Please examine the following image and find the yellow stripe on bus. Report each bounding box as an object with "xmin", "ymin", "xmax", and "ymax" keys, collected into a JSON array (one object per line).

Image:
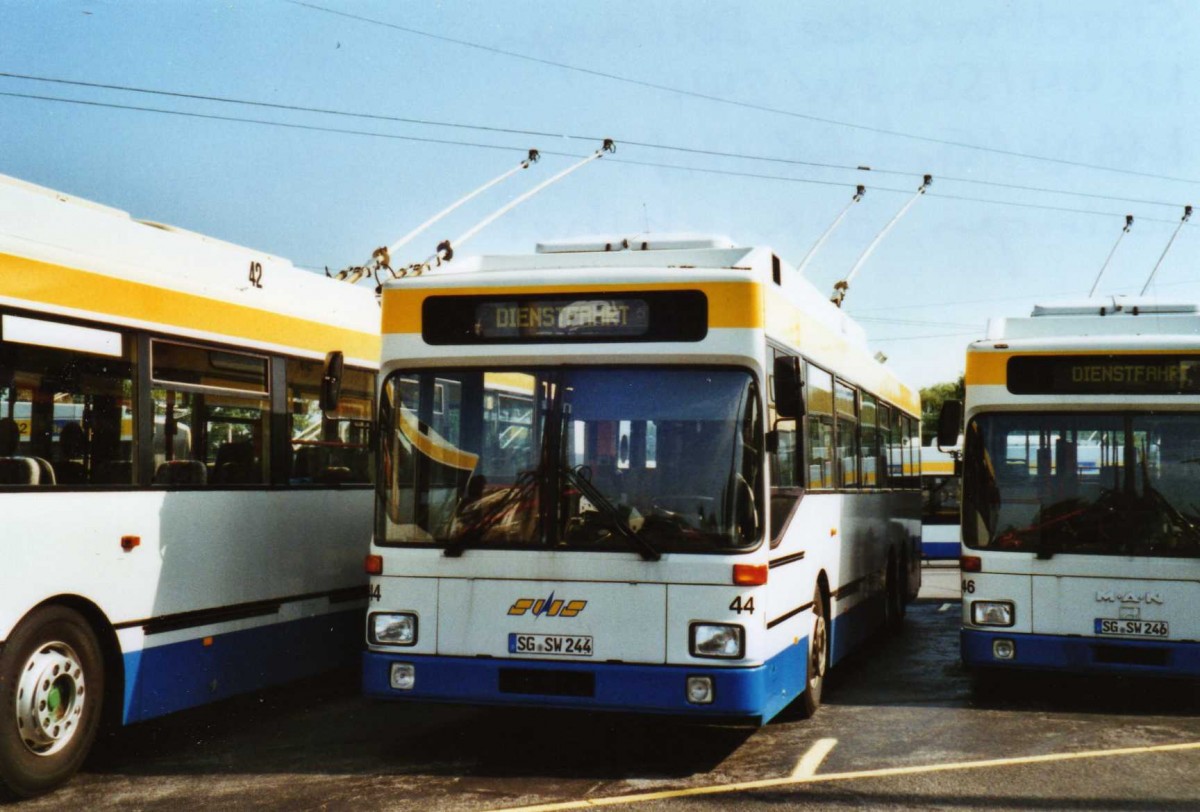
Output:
[
  {"xmin": 381, "ymin": 281, "xmax": 764, "ymax": 334},
  {"xmin": 1, "ymin": 253, "xmax": 380, "ymax": 361},
  {"xmin": 398, "ymin": 407, "xmax": 479, "ymax": 471},
  {"xmin": 921, "ymin": 460, "xmax": 956, "ymax": 475},
  {"xmin": 966, "ymin": 349, "xmax": 1200, "ymax": 387}
]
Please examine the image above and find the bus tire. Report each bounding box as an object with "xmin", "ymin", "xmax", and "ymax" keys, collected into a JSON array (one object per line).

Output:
[
  {"xmin": 798, "ymin": 587, "xmax": 829, "ymax": 719},
  {"xmin": 0, "ymin": 606, "xmax": 105, "ymax": 799}
]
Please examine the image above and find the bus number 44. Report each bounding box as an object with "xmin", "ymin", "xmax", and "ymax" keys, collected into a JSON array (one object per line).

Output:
[{"xmin": 729, "ymin": 595, "xmax": 755, "ymax": 615}]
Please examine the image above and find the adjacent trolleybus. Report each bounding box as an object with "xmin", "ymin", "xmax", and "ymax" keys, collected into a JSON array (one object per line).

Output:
[
  {"xmin": 952, "ymin": 297, "xmax": 1200, "ymax": 679},
  {"xmin": 0, "ymin": 174, "xmax": 379, "ymax": 797},
  {"xmin": 362, "ymin": 234, "xmax": 922, "ymax": 723},
  {"xmin": 920, "ymin": 439, "xmax": 961, "ymax": 561}
]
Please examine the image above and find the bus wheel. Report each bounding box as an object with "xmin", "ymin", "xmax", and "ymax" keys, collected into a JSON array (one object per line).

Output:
[
  {"xmin": 798, "ymin": 587, "xmax": 828, "ymax": 719},
  {"xmin": 0, "ymin": 606, "xmax": 104, "ymax": 799}
]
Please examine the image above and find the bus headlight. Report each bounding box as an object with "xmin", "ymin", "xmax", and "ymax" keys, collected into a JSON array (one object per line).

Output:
[
  {"xmin": 971, "ymin": 601, "xmax": 1015, "ymax": 627},
  {"xmin": 690, "ymin": 623, "xmax": 744, "ymax": 659},
  {"xmin": 370, "ymin": 612, "xmax": 418, "ymax": 646}
]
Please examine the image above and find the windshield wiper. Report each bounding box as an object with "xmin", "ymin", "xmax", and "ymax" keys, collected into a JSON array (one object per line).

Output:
[{"xmin": 561, "ymin": 465, "xmax": 661, "ymax": 561}]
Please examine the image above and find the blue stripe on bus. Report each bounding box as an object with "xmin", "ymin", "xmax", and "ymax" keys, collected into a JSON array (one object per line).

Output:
[
  {"xmin": 921, "ymin": 541, "xmax": 960, "ymax": 560},
  {"xmin": 829, "ymin": 588, "xmax": 889, "ymax": 666},
  {"xmin": 121, "ymin": 607, "xmax": 362, "ymax": 724},
  {"xmin": 962, "ymin": 629, "xmax": 1200, "ymax": 678},
  {"xmin": 363, "ymin": 638, "xmax": 810, "ymax": 723}
]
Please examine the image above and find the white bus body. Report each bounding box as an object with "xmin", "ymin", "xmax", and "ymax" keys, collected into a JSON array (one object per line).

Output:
[
  {"xmin": 364, "ymin": 235, "xmax": 921, "ymax": 723},
  {"xmin": 959, "ymin": 296, "xmax": 1200, "ymax": 678},
  {"xmin": 0, "ymin": 175, "xmax": 380, "ymax": 796}
]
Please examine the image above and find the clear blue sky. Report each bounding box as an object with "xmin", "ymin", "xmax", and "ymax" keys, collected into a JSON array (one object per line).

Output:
[{"xmin": 4, "ymin": 1, "xmax": 1199, "ymax": 388}]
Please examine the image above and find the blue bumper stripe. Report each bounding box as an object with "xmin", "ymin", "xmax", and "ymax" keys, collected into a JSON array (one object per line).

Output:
[
  {"xmin": 962, "ymin": 629, "xmax": 1200, "ymax": 678},
  {"xmin": 363, "ymin": 639, "xmax": 809, "ymax": 722},
  {"xmin": 122, "ymin": 608, "xmax": 362, "ymax": 724}
]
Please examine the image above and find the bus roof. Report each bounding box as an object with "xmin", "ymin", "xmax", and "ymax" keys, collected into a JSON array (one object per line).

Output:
[
  {"xmin": 979, "ymin": 295, "xmax": 1200, "ymax": 348},
  {"xmin": 0, "ymin": 173, "xmax": 380, "ymax": 364}
]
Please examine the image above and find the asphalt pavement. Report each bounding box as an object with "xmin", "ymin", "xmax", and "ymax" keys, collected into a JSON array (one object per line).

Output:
[{"xmin": 12, "ymin": 566, "xmax": 1200, "ymax": 811}]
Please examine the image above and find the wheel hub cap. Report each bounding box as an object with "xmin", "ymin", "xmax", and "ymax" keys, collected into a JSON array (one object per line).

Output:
[
  {"xmin": 812, "ymin": 615, "xmax": 827, "ymax": 678},
  {"xmin": 15, "ymin": 642, "xmax": 86, "ymax": 757}
]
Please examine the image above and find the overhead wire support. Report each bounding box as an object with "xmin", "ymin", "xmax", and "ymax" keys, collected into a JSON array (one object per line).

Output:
[
  {"xmin": 335, "ymin": 149, "xmax": 541, "ymax": 285},
  {"xmin": 832, "ymin": 175, "xmax": 932, "ymax": 308},
  {"xmin": 796, "ymin": 185, "xmax": 865, "ymax": 276},
  {"xmin": 413, "ymin": 139, "xmax": 616, "ymax": 274},
  {"xmin": 1140, "ymin": 205, "xmax": 1193, "ymax": 296},
  {"xmin": 1088, "ymin": 214, "xmax": 1134, "ymax": 297}
]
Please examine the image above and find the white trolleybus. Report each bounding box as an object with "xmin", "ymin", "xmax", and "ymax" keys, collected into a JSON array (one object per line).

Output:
[
  {"xmin": 0, "ymin": 174, "xmax": 379, "ymax": 797},
  {"xmin": 920, "ymin": 439, "xmax": 961, "ymax": 561},
  {"xmin": 946, "ymin": 296, "xmax": 1200, "ymax": 679},
  {"xmin": 362, "ymin": 235, "xmax": 922, "ymax": 723}
]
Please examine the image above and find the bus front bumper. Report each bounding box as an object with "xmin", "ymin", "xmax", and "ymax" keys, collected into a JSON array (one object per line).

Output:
[
  {"xmin": 962, "ymin": 629, "xmax": 1200, "ymax": 678},
  {"xmin": 362, "ymin": 646, "xmax": 807, "ymax": 721}
]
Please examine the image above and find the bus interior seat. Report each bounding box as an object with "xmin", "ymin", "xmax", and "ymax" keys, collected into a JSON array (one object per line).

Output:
[
  {"xmin": 212, "ymin": 441, "xmax": 259, "ymax": 484},
  {"xmin": 32, "ymin": 456, "xmax": 56, "ymax": 485},
  {"xmin": 154, "ymin": 459, "xmax": 208, "ymax": 485},
  {"xmin": 0, "ymin": 456, "xmax": 40, "ymax": 485},
  {"xmin": 0, "ymin": 417, "xmax": 55, "ymax": 485}
]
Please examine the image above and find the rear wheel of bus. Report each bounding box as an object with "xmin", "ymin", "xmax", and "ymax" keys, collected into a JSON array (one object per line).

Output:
[
  {"xmin": 0, "ymin": 606, "xmax": 105, "ymax": 799},
  {"xmin": 797, "ymin": 587, "xmax": 829, "ymax": 719}
]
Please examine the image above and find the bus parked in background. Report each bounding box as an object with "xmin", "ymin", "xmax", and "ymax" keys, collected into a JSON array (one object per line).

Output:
[
  {"xmin": 920, "ymin": 439, "xmax": 961, "ymax": 561},
  {"xmin": 0, "ymin": 175, "xmax": 379, "ymax": 797},
  {"xmin": 362, "ymin": 234, "xmax": 922, "ymax": 724},
  {"xmin": 950, "ymin": 297, "xmax": 1200, "ymax": 681}
]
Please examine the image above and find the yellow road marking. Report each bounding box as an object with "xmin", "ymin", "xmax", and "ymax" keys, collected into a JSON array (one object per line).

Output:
[
  {"xmin": 790, "ymin": 737, "xmax": 837, "ymax": 778},
  {"xmin": 494, "ymin": 740, "xmax": 1200, "ymax": 811}
]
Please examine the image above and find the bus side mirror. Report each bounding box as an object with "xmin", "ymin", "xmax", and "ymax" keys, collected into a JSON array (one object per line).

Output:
[
  {"xmin": 773, "ymin": 356, "xmax": 804, "ymax": 419},
  {"xmin": 320, "ymin": 351, "xmax": 345, "ymax": 413},
  {"xmin": 937, "ymin": 399, "xmax": 962, "ymax": 451}
]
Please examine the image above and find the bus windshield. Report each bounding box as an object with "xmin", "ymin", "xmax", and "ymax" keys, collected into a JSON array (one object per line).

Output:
[
  {"xmin": 376, "ymin": 367, "xmax": 763, "ymax": 554},
  {"xmin": 962, "ymin": 412, "xmax": 1200, "ymax": 558}
]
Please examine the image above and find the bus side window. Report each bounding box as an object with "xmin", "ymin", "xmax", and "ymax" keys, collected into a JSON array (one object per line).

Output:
[
  {"xmin": 769, "ymin": 350, "xmax": 801, "ymax": 543},
  {"xmin": 151, "ymin": 341, "xmax": 269, "ymax": 487},
  {"xmin": 877, "ymin": 403, "xmax": 892, "ymax": 488},
  {"xmin": 286, "ymin": 358, "xmax": 375, "ymax": 485},
  {"xmin": 835, "ymin": 380, "xmax": 859, "ymax": 488},
  {"xmin": 902, "ymin": 415, "xmax": 919, "ymax": 487},
  {"xmin": 806, "ymin": 363, "xmax": 835, "ymax": 490},
  {"xmin": 0, "ymin": 314, "xmax": 134, "ymax": 487},
  {"xmin": 861, "ymin": 393, "xmax": 879, "ymax": 489}
]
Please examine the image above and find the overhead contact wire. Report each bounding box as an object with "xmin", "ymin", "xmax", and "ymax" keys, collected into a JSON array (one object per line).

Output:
[
  {"xmin": 282, "ymin": 0, "xmax": 1200, "ymax": 186},
  {"xmin": 2, "ymin": 90, "xmax": 1196, "ymax": 229},
  {"xmin": 0, "ymin": 72, "xmax": 1191, "ymax": 210}
]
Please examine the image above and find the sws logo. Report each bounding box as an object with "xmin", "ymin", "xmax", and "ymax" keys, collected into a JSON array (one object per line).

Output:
[{"xmin": 508, "ymin": 593, "xmax": 587, "ymax": 618}]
